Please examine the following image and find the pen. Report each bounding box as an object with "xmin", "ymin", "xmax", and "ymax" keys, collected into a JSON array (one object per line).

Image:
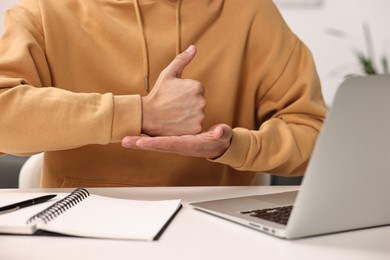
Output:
[{"xmin": 0, "ymin": 194, "xmax": 57, "ymax": 215}]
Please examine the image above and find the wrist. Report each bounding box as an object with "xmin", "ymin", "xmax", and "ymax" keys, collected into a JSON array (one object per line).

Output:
[
  {"xmin": 140, "ymin": 95, "xmax": 156, "ymax": 136},
  {"xmin": 112, "ymin": 95, "xmax": 142, "ymax": 141}
]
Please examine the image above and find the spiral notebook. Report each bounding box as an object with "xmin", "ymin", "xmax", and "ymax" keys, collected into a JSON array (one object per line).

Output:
[{"xmin": 0, "ymin": 188, "xmax": 181, "ymax": 241}]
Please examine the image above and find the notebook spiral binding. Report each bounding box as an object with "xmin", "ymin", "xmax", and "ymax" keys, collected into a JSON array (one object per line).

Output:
[{"xmin": 26, "ymin": 188, "xmax": 90, "ymax": 224}]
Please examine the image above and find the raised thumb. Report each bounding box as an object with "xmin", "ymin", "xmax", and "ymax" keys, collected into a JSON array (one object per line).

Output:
[{"xmin": 164, "ymin": 45, "xmax": 196, "ymax": 78}]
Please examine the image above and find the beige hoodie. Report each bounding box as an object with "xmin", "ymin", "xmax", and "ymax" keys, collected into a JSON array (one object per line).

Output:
[{"xmin": 0, "ymin": 0, "xmax": 326, "ymax": 187}]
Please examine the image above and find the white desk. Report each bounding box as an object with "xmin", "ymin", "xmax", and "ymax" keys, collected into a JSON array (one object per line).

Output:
[{"xmin": 1, "ymin": 186, "xmax": 389, "ymax": 260}]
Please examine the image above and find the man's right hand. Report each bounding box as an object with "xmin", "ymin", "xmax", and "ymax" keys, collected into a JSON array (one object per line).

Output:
[{"xmin": 141, "ymin": 45, "xmax": 206, "ymax": 136}]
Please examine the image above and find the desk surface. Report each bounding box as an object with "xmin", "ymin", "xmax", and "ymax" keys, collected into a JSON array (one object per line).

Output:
[{"xmin": 1, "ymin": 186, "xmax": 389, "ymax": 260}]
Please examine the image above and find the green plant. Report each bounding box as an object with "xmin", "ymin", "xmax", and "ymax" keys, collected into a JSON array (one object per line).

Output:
[{"xmin": 326, "ymin": 22, "xmax": 389, "ymax": 76}]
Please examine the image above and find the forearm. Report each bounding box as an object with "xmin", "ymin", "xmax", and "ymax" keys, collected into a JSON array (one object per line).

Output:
[
  {"xmin": 0, "ymin": 85, "xmax": 141, "ymax": 154},
  {"xmin": 211, "ymin": 118, "xmax": 322, "ymax": 176}
]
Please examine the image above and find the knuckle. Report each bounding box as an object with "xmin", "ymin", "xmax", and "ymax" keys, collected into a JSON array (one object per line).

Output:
[
  {"xmin": 199, "ymin": 98, "xmax": 207, "ymax": 109},
  {"xmin": 174, "ymin": 54, "xmax": 186, "ymax": 62},
  {"xmin": 193, "ymin": 125, "xmax": 203, "ymax": 134},
  {"xmin": 193, "ymin": 81, "xmax": 204, "ymax": 94},
  {"xmin": 159, "ymin": 68, "xmax": 169, "ymax": 78},
  {"xmin": 198, "ymin": 114, "xmax": 205, "ymax": 124}
]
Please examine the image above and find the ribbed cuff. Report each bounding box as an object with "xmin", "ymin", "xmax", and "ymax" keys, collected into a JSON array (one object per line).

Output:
[
  {"xmin": 111, "ymin": 95, "xmax": 142, "ymax": 142},
  {"xmin": 208, "ymin": 128, "xmax": 251, "ymax": 169}
]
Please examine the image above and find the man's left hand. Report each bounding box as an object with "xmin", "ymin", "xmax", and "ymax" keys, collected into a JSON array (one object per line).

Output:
[{"xmin": 121, "ymin": 124, "xmax": 232, "ymax": 159}]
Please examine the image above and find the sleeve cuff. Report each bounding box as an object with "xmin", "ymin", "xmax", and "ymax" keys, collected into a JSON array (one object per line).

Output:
[
  {"xmin": 208, "ymin": 128, "xmax": 252, "ymax": 169},
  {"xmin": 111, "ymin": 95, "xmax": 142, "ymax": 142}
]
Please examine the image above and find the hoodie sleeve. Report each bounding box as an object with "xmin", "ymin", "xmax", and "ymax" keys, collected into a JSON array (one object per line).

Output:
[
  {"xmin": 0, "ymin": 4, "xmax": 142, "ymax": 155},
  {"xmin": 211, "ymin": 1, "xmax": 327, "ymax": 176}
]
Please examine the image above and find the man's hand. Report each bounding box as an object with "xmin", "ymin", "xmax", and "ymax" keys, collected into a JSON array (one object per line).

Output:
[
  {"xmin": 122, "ymin": 124, "xmax": 232, "ymax": 159},
  {"xmin": 142, "ymin": 45, "xmax": 206, "ymax": 136}
]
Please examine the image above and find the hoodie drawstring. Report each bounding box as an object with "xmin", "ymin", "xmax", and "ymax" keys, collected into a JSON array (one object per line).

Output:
[
  {"xmin": 176, "ymin": 0, "xmax": 182, "ymax": 55},
  {"xmin": 133, "ymin": 0, "xmax": 150, "ymax": 92},
  {"xmin": 133, "ymin": 0, "xmax": 182, "ymax": 93}
]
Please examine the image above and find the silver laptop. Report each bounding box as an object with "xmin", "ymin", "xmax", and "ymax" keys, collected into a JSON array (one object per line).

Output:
[{"xmin": 191, "ymin": 75, "xmax": 390, "ymax": 239}]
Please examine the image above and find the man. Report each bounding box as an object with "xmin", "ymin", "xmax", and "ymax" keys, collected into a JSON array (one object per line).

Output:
[{"xmin": 0, "ymin": 0, "xmax": 326, "ymax": 187}]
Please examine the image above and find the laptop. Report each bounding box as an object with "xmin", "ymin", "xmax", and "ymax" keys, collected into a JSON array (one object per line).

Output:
[{"xmin": 191, "ymin": 75, "xmax": 390, "ymax": 239}]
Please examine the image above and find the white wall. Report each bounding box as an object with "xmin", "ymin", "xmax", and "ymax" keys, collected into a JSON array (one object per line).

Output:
[
  {"xmin": 0, "ymin": 0, "xmax": 17, "ymax": 22},
  {"xmin": 1, "ymin": 0, "xmax": 390, "ymax": 105},
  {"xmin": 276, "ymin": 0, "xmax": 390, "ymax": 105}
]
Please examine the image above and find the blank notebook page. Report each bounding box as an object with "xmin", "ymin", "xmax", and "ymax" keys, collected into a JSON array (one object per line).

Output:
[{"xmin": 38, "ymin": 194, "xmax": 181, "ymax": 240}]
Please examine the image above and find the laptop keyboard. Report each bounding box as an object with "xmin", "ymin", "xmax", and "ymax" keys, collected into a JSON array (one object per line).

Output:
[{"xmin": 240, "ymin": 205, "xmax": 293, "ymax": 225}]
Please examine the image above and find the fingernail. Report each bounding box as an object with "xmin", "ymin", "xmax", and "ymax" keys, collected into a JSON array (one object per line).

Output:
[{"xmin": 185, "ymin": 45, "xmax": 195, "ymax": 53}]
